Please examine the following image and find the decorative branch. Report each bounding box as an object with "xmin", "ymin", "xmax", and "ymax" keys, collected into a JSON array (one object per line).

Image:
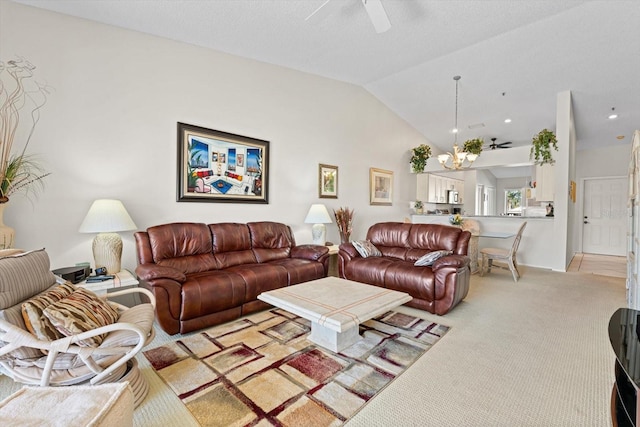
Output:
[{"xmin": 0, "ymin": 58, "xmax": 50, "ymax": 202}]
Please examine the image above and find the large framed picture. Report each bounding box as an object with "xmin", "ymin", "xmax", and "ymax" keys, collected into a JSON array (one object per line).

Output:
[
  {"xmin": 177, "ymin": 122, "xmax": 269, "ymax": 203},
  {"xmin": 319, "ymin": 164, "xmax": 338, "ymax": 199},
  {"xmin": 369, "ymin": 167, "xmax": 393, "ymax": 205}
]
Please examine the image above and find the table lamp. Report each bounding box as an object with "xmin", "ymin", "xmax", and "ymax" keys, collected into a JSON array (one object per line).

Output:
[
  {"xmin": 78, "ymin": 199, "xmax": 137, "ymax": 274},
  {"xmin": 304, "ymin": 204, "xmax": 332, "ymax": 245}
]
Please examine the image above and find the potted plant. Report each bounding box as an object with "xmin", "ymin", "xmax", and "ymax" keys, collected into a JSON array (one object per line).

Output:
[
  {"xmin": 530, "ymin": 129, "xmax": 558, "ymax": 165},
  {"xmin": 463, "ymin": 138, "xmax": 484, "ymax": 156},
  {"xmin": 0, "ymin": 58, "xmax": 51, "ymax": 248},
  {"xmin": 414, "ymin": 200, "xmax": 423, "ymax": 214},
  {"xmin": 410, "ymin": 144, "xmax": 432, "ymax": 173}
]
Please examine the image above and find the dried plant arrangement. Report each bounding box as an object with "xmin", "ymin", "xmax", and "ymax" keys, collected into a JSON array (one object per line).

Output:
[{"xmin": 333, "ymin": 206, "xmax": 354, "ymax": 243}]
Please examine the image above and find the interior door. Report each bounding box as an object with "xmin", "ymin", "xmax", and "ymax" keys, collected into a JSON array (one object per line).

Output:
[
  {"xmin": 476, "ymin": 185, "xmax": 484, "ymax": 215},
  {"xmin": 485, "ymin": 187, "xmax": 497, "ymax": 216},
  {"xmin": 583, "ymin": 177, "xmax": 627, "ymax": 256}
]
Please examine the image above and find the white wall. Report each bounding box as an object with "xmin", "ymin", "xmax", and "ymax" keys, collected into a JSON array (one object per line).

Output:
[{"xmin": 0, "ymin": 2, "xmax": 428, "ymax": 271}]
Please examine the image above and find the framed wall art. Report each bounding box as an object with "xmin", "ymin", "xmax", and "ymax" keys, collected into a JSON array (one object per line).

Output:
[
  {"xmin": 319, "ymin": 164, "xmax": 338, "ymax": 199},
  {"xmin": 369, "ymin": 167, "xmax": 393, "ymax": 205},
  {"xmin": 177, "ymin": 122, "xmax": 269, "ymax": 203}
]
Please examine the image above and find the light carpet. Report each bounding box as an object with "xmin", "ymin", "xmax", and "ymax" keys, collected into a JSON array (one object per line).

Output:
[
  {"xmin": 0, "ymin": 266, "xmax": 626, "ymax": 426},
  {"xmin": 142, "ymin": 309, "xmax": 449, "ymax": 426}
]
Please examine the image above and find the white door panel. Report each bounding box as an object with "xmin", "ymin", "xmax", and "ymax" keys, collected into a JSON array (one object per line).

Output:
[{"xmin": 583, "ymin": 178, "xmax": 627, "ymax": 256}]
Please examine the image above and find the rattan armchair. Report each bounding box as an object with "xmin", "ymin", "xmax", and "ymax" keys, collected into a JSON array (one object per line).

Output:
[{"xmin": 0, "ymin": 249, "xmax": 156, "ymax": 407}]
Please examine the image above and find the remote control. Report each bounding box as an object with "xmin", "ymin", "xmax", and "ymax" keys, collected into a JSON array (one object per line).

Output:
[{"xmin": 86, "ymin": 275, "xmax": 115, "ymax": 283}]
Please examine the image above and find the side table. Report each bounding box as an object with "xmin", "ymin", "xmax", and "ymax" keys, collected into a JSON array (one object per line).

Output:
[
  {"xmin": 77, "ymin": 270, "xmax": 140, "ymax": 307},
  {"xmin": 327, "ymin": 244, "xmax": 339, "ymax": 277}
]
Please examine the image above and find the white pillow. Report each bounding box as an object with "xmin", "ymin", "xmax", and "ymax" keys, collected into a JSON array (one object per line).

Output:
[
  {"xmin": 414, "ymin": 250, "xmax": 452, "ymax": 267},
  {"xmin": 352, "ymin": 240, "xmax": 382, "ymax": 258}
]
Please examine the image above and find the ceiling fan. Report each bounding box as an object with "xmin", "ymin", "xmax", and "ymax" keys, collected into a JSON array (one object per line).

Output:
[
  {"xmin": 489, "ymin": 137, "xmax": 513, "ymax": 150},
  {"xmin": 306, "ymin": 0, "xmax": 391, "ymax": 34}
]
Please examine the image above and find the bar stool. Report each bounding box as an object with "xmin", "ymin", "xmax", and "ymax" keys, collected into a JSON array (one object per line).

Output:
[{"xmin": 480, "ymin": 222, "xmax": 527, "ymax": 282}]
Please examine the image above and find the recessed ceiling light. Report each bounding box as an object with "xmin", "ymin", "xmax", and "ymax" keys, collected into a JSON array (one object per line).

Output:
[
  {"xmin": 609, "ymin": 114, "xmax": 618, "ymax": 119},
  {"xmin": 504, "ymin": 118, "xmax": 512, "ymax": 123},
  {"xmin": 617, "ymin": 135, "xmax": 625, "ymax": 140}
]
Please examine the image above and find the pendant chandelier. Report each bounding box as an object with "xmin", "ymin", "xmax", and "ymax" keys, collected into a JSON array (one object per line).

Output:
[{"xmin": 437, "ymin": 75, "xmax": 478, "ymax": 170}]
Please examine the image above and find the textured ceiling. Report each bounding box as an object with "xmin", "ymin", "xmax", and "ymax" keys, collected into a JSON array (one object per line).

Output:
[{"xmin": 11, "ymin": 0, "xmax": 640, "ymax": 153}]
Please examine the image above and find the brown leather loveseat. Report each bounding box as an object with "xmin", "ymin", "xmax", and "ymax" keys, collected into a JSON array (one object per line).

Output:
[
  {"xmin": 339, "ymin": 222, "xmax": 471, "ymax": 315},
  {"xmin": 134, "ymin": 221, "xmax": 329, "ymax": 334}
]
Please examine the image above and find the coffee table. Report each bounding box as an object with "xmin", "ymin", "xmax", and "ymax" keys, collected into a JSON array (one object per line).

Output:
[{"xmin": 258, "ymin": 277, "xmax": 412, "ymax": 352}]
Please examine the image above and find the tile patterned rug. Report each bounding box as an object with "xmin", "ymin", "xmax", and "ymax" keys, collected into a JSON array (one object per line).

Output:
[{"xmin": 143, "ymin": 309, "xmax": 449, "ymax": 427}]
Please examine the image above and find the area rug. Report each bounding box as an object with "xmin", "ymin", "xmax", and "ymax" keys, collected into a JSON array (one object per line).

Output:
[{"xmin": 143, "ymin": 309, "xmax": 449, "ymax": 427}]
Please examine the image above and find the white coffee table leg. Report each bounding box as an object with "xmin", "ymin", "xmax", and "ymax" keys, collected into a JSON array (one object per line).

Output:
[{"xmin": 308, "ymin": 322, "xmax": 361, "ymax": 353}]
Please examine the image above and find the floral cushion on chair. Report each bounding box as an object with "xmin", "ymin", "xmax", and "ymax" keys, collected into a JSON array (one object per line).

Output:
[
  {"xmin": 352, "ymin": 240, "xmax": 382, "ymax": 258},
  {"xmin": 43, "ymin": 288, "xmax": 119, "ymax": 347}
]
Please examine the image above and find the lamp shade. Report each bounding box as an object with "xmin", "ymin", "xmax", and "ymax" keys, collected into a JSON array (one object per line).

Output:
[
  {"xmin": 79, "ymin": 199, "xmax": 137, "ymax": 275},
  {"xmin": 304, "ymin": 204, "xmax": 332, "ymax": 224},
  {"xmin": 79, "ymin": 199, "xmax": 137, "ymax": 233}
]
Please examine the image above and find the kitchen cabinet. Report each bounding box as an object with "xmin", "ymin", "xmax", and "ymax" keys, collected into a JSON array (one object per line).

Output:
[
  {"xmin": 535, "ymin": 164, "xmax": 555, "ymax": 201},
  {"xmin": 416, "ymin": 174, "xmax": 464, "ymax": 204}
]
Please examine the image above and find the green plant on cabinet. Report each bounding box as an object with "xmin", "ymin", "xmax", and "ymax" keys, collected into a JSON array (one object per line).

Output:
[
  {"xmin": 410, "ymin": 144, "xmax": 432, "ymax": 173},
  {"xmin": 530, "ymin": 129, "xmax": 558, "ymax": 165}
]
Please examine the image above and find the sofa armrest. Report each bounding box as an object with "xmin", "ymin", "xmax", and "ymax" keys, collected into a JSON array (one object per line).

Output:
[
  {"xmin": 338, "ymin": 242, "xmax": 359, "ymax": 260},
  {"xmin": 135, "ymin": 264, "xmax": 186, "ymax": 283},
  {"xmin": 431, "ymin": 254, "xmax": 470, "ymax": 271},
  {"xmin": 291, "ymin": 245, "xmax": 329, "ymax": 261}
]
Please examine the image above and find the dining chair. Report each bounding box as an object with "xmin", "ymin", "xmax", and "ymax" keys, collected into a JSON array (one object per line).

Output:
[{"xmin": 480, "ymin": 222, "xmax": 527, "ymax": 282}]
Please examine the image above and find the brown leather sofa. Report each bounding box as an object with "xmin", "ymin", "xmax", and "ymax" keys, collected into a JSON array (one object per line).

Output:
[
  {"xmin": 134, "ymin": 221, "xmax": 329, "ymax": 335},
  {"xmin": 339, "ymin": 222, "xmax": 471, "ymax": 315}
]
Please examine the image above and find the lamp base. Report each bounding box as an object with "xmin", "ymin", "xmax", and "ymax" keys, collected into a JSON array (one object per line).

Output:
[
  {"xmin": 311, "ymin": 223, "xmax": 326, "ymax": 246},
  {"xmin": 93, "ymin": 232, "xmax": 123, "ymax": 274}
]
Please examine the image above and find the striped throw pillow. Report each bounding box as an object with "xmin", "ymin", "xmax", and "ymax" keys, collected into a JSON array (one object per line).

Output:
[
  {"xmin": 414, "ymin": 250, "xmax": 452, "ymax": 267},
  {"xmin": 43, "ymin": 288, "xmax": 119, "ymax": 347},
  {"xmin": 22, "ymin": 282, "xmax": 76, "ymax": 341},
  {"xmin": 352, "ymin": 240, "xmax": 382, "ymax": 258}
]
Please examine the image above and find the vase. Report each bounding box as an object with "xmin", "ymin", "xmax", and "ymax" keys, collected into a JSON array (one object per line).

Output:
[
  {"xmin": 339, "ymin": 231, "xmax": 351, "ymax": 244},
  {"xmin": 0, "ymin": 203, "xmax": 15, "ymax": 250}
]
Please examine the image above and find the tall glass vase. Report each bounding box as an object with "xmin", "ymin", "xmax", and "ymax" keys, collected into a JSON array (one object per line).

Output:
[
  {"xmin": 339, "ymin": 230, "xmax": 351, "ymax": 244},
  {"xmin": 0, "ymin": 203, "xmax": 15, "ymax": 250}
]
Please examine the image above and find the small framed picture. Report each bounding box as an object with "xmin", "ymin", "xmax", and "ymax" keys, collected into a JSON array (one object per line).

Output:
[
  {"xmin": 319, "ymin": 164, "xmax": 338, "ymax": 199},
  {"xmin": 369, "ymin": 167, "xmax": 393, "ymax": 205}
]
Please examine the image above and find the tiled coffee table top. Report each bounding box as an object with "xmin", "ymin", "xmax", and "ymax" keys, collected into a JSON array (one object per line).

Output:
[{"xmin": 258, "ymin": 276, "xmax": 412, "ymax": 333}]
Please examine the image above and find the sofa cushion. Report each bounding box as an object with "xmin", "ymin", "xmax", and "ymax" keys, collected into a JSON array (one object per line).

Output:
[
  {"xmin": 210, "ymin": 223, "xmax": 257, "ymax": 268},
  {"xmin": 414, "ymin": 250, "xmax": 453, "ymax": 267},
  {"xmin": 408, "ymin": 224, "xmax": 461, "ymax": 252},
  {"xmin": 225, "ymin": 263, "xmax": 289, "ymax": 301},
  {"xmin": 267, "ymin": 258, "xmax": 325, "ymax": 285},
  {"xmin": 366, "ymin": 223, "xmax": 412, "ymax": 249},
  {"xmin": 248, "ymin": 222, "xmax": 294, "ymax": 263},
  {"xmin": 22, "ymin": 282, "xmax": 76, "ymax": 341},
  {"xmin": 147, "ymin": 223, "xmax": 218, "ymax": 274},
  {"xmin": 352, "ymin": 240, "xmax": 382, "ymax": 258},
  {"xmin": 180, "ymin": 271, "xmax": 246, "ymax": 320},
  {"xmin": 343, "ymin": 257, "xmax": 396, "ymax": 287},
  {"xmin": 43, "ymin": 288, "xmax": 119, "ymax": 347}
]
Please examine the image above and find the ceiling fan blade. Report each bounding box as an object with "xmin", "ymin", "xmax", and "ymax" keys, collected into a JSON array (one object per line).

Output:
[
  {"xmin": 305, "ymin": 0, "xmax": 332, "ymax": 21},
  {"xmin": 362, "ymin": 0, "xmax": 391, "ymax": 33}
]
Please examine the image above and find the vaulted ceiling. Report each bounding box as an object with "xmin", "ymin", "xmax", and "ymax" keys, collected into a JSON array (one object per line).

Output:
[{"xmin": 12, "ymin": 0, "xmax": 640, "ymax": 153}]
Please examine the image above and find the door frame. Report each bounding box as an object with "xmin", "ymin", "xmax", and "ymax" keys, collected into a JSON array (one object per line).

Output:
[{"xmin": 578, "ymin": 175, "xmax": 627, "ymax": 254}]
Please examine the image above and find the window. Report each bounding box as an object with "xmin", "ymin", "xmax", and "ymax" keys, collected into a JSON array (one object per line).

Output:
[{"xmin": 505, "ymin": 189, "xmax": 522, "ymax": 216}]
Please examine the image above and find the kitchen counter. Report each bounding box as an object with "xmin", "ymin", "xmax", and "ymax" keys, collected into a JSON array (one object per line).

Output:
[
  {"xmin": 411, "ymin": 214, "xmax": 555, "ymax": 269},
  {"xmin": 414, "ymin": 214, "xmax": 553, "ymax": 219}
]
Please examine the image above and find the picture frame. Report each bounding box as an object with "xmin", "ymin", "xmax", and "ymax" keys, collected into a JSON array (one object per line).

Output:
[
  {"xmin": 319, "ymin": 164, "xmax": 338, "ymax": 199},
  {"xmin": 369, "ymin": 167, "xmax": 393, "ymax": 205},
  {"xmin": 177, "ymin": 122, "xmax": 269, "ymax": 203}
]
